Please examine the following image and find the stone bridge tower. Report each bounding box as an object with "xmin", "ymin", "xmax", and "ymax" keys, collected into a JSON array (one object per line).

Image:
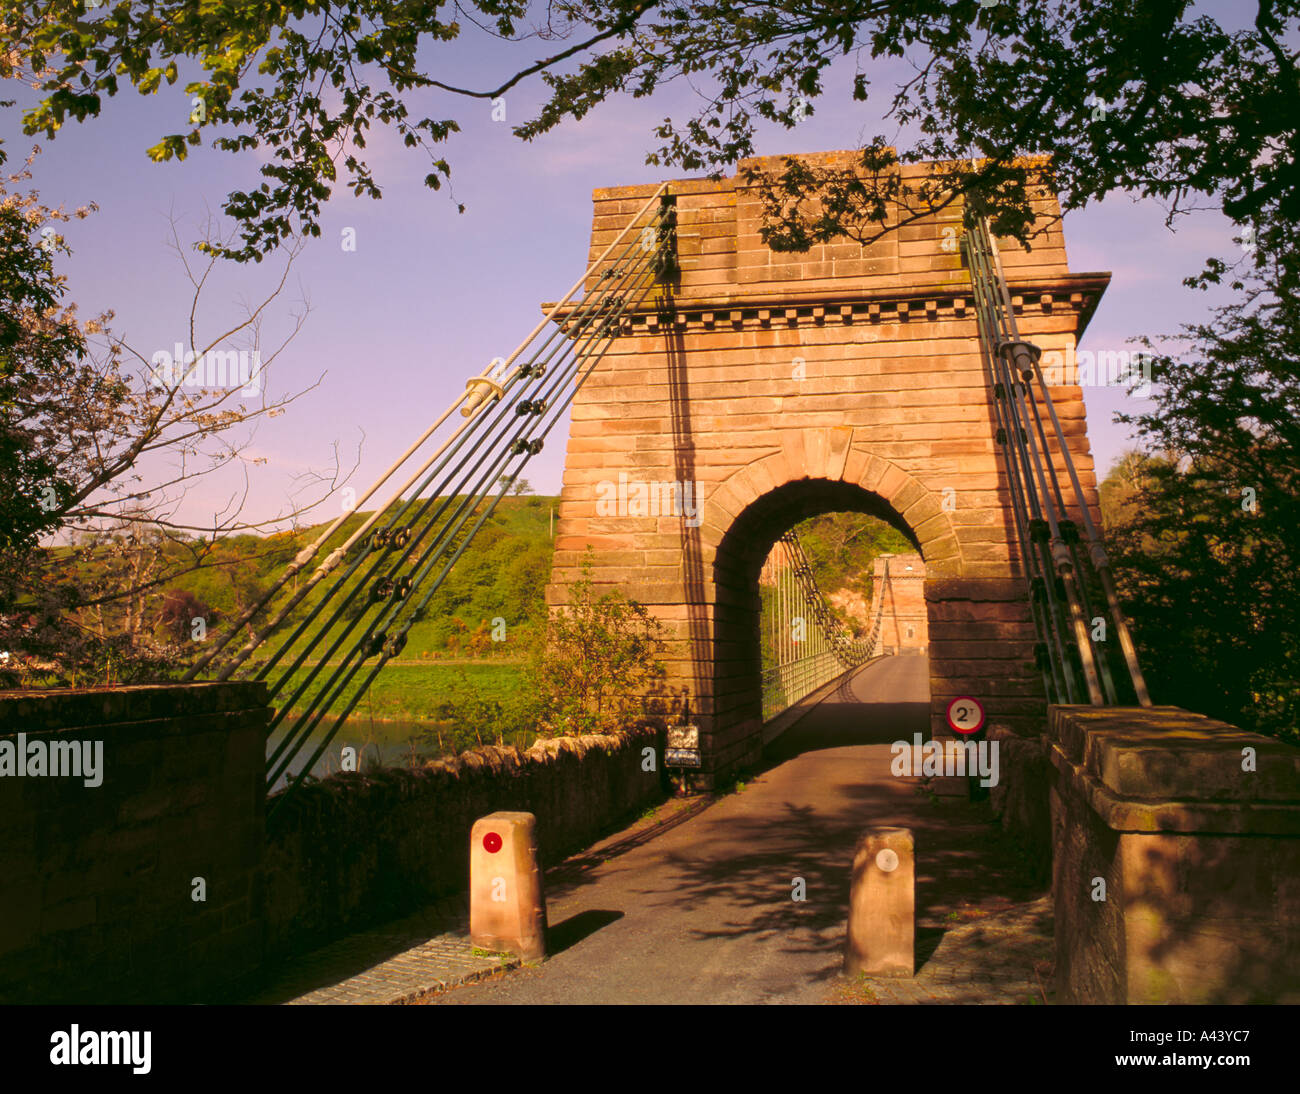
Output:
[
  {"xmin": 870, "ymin": 554, "xmax": 928, "ymax": 656},
  {"xmin": 546, "ymin": 152, "xmax": 1107, "ymax": 787}
]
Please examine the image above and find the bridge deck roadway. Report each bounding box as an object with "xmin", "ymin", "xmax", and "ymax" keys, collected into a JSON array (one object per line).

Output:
[{"xmin": 435, "ymin": 655, "xmax": 1053, "ymax": 1005}]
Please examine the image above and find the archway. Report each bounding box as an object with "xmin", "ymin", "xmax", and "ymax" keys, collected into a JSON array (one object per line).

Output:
[
  {"xmin": 697, "ymin": 459, "xmax": 990, "ymax": 781},
  {"xmin": 713, "ymin": 479, "xmax": 921, "ymax": 760}
]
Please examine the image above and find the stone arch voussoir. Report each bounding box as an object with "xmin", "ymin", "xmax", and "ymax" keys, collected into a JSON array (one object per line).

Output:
[{"xmin": 701, "ymin": 427, "xmax": 965, "ymax": 578}]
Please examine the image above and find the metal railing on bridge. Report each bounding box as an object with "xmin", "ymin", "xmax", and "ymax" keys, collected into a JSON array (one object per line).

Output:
[
  {"xmin": 760, "ymin": 530, "xmax": 886, "ymax": 721},
  {"xmin": 184, "ymin": 184, "xmax": 680, "ymax": 813}
]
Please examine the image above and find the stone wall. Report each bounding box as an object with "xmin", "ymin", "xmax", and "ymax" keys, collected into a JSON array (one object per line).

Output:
[
  {"xmin": 262, "ymin": 723, "xmax": 665, "ymax": 965},
  {"xmin": 1048, "ymin": 705, "xmax": 1300, "ymax": 1004},
  {"xmin": 987, "ymin": 724, "xmax": 1052, "ymax": 882},
  {"xmin": 1, "ymin": 683, "xmax": 665, "ymax": 1002},
  {"xmin": 0, "ymin": 682, "xmax": 268, "ymax": 1004}
]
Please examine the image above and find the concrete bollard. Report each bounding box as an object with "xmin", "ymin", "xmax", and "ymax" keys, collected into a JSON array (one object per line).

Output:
[
  {"xmin": 843, "ymin": 826, "xmax": 914, "ymax": 978},
  {"xmin": 469, "ymin": 811, "xmax": 548, "ymax": 962}
]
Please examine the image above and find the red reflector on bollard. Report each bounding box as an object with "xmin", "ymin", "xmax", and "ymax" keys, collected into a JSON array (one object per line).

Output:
[{"xmin": 470, "ymin": 812, "xmax": 547, "ymax": 963}]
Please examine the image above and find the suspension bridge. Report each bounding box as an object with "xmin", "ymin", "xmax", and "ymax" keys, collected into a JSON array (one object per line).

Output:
[
  {"xmin": 10, "ymin": 152, "xmax": 1295, "ymax": 1010},
  {"xmin": 759, "ymin": 529, "xmax": 886, "ymax": 721},
  {"xmin": 184, "ymin": 156, "xmax": 1147, "ymax": 808}
]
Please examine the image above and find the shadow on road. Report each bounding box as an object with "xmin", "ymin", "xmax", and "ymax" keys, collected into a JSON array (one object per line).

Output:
[
  {"xmin": 765, "ymin": 697, "xmax": 931, "ymax": 761},
  {"xmin": 429, "ymin": 656, "xmax": 1053, "ymax": 1003},
  {"xmin": 605, "ymin": 656, "xmax": 1045, "ymax": 974},
  {"xmin": 547, "ymin": 909, "xmax": 624, "ymax": 955}
]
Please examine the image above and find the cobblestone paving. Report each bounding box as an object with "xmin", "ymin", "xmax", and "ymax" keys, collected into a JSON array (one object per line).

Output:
[
  {"xmin": 247, "ymin": 799, "xmax": 712, "ymax": 1005},
  {"xmin": 827, "ymin": 895, "xmax": 1055, "ymax": 1005},
  {"xmin": 249, "ymin": 894, "xmax": 520, "ymax": 1005}
]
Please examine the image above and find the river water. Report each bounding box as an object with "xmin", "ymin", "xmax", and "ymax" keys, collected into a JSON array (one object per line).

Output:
[{"xmin": 264, "ymin": 717, "xmax": 529, "ymax": 793}]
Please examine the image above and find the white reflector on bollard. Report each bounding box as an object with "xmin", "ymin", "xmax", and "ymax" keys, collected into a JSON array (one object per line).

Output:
[{"xmin": 844, "ymin": 826, "xmax": 914, "ymax": 978}]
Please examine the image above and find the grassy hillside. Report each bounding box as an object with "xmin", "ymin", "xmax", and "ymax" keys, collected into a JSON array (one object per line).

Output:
[
  {"xmin": 21, "ymin": 489, "xmax": 911, "ymax": 722},
  {"xmin": 172, "ymin": 494, "xmax": 557, "ymax": 667},
  {"xmin": 272, "ymin": 660, "xmax": 524, "ymax": 720}
]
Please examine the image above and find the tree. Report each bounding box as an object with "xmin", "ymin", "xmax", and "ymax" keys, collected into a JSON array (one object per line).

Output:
[
  {"xmin": 524, "ymin": 551, "xmax": 666, "ymax": 736},
  {"xmin": 794, "ymin": 513, "xmax": 911, "ymax": 600},
  {"xmin": 159, "ymin": 588, "xmax": 216, "ymax": 643},
  {"xmin": 1100, "ymin": 262, "xmax": 1299, "ymax": 743},
  {"xmin": 5, "ymin": 2, "xmax": 1295, "ymax": 279},
  {"xmin": 789, "ymin": 512, "xmax": 912, "ymax": 635},
  {"xmin": 8, "ymin": 0, "xmax": 1296, "ymax": 715},
  {"xmin": 497, "ymin": 474, "xmax": 533, "ymax": 495},
  {"xmin": 0, "ymin": 153, "xmax": 357, "ymax": 683},
  {"xmin": 0, "ymin": 147, "xmax": 94, "ymax": 552},
  {"xmin": 1097, "ymin": 449, "xmax": 1149, "ymax": 535}
]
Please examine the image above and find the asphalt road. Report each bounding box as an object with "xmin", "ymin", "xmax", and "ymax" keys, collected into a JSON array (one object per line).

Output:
[{"xmin": 437, "ymin": 655, "xmax": 956, "ymax": 1005}]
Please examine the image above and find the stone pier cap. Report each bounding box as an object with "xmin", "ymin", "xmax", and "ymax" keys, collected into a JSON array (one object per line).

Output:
[{"xmin": 1048, "ymin": 705, "xmax": 1300, "ymax": 834}]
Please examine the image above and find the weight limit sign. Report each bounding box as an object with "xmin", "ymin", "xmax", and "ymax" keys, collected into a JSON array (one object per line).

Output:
[{"xmin": 945, "ymin": 696, "xmax": 985, "ymax": 735}]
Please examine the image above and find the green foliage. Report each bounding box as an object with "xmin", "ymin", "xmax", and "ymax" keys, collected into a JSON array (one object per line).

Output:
[
  {"xmin": 5, "ymin": 523, "xmax": 298, "ymax": 688},
  {"xmin": 406, "ymin": 502, "xmax": 553, "ymax": 656},
  {"xmin": 7, "ymin": 494, "xmax": 554, "ymax": 687},
  {"xmin": 522, "ymin": 550, "xmax": 667, "ymax": 737},
  {"xmin": 791, "ymin": 512, "xmax": 913, "ymax": 626},
  {"xmin": 257, "ymin": 500, "xmax": 554, "ymax": 658},
  {"xmin": 275, "ymin": 660, "xmax": 523, "ymax": 723},
  {"xmin": 280, "ymin": 546, "xmax": 670, "ymax": 751},
  {"xmin": 757, "ymin": 512, "xmax": 908, "ymax": 714},
  {"xmin": 8, "ymin": 0, "xmax": 478, "ymax": 261},
  {"xmin": 1102, "ymin": 271, "xmax": 1300, "ymax": 743},
  {"xmin": 0, "ymin": 150, "xmax": 95, "ymax": 552},
  {"xmin": 159, "ymin": 588, "xmax": 215, "ymax": 642},
  {"xmin": 7, "ymin": 2, "xmax": 1295, "ymax": 278},
  {"xmin": 412, "ymin": 666, "xmax": 534, "ymax": 755},
  {"xmin": 0, "ymin": 151, "xmax": 344, "ymax": 687}
]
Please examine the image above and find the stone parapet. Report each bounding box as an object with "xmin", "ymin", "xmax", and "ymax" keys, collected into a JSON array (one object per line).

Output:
[
  {"xmin": 0, "ymin": 682, "xmax": 269, "ymax": 1004},
  {"xmin": 262, "ymin": 722, "xmax": 666, "ymax": 968},
  {"xmin": 1048, "ymin": 704, "xmax": 1300, "ymax": 1004},
  {"xmin": 2, "ymin": 683, "xmax": 667, "ymax": 1002}
]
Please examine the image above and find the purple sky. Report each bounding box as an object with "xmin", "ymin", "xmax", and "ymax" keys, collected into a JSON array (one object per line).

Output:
[{"xmin": 6, "ymin": 9, "xmax": 1245, "ymax": 533}]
